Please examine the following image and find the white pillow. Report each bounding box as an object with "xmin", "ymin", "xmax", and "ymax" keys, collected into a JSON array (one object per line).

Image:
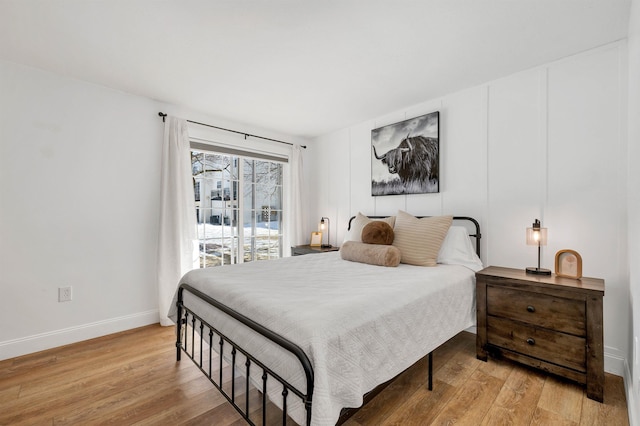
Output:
[
  {"xmin": 343, "ymin": 213, "xmax": 396, "ymax": 243},
  {"xmin": 437, "ymin": 226, "xmax": 484, "ymax": 271}
]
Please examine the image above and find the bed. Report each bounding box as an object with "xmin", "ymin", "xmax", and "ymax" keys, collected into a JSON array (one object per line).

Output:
[{"xmin": 168, "ymin": 214, "xmax": 482, "ymax": 426}]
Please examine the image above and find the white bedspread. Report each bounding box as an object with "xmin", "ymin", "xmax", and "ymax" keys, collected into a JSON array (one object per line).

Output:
[{"xmin": 168, "ymin": 252, "xmax": 476, "ymax": 426}]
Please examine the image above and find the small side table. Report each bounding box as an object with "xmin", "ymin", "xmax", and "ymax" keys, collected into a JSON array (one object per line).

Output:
[
  {"xmin": 291, "ymin": 245, "xmax": 340, "ymax": 256},
  {"xmin": 476, "ymin": 266, "xmax": 605, "ymax": 402}
]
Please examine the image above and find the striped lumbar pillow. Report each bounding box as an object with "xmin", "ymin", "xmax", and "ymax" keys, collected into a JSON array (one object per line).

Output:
[{"xmin": 392, "ymin": 211, "xmax": 453, "ymax": 266}]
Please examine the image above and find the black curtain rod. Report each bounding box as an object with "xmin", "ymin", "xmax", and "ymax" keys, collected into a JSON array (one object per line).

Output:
[{"xmin": 158, "ymin": 112, "xmax": 306, "ymax": 149}]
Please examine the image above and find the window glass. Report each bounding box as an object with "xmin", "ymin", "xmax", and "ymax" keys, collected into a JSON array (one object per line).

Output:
[{"xmin": 192, "ymin": 151, "xmax": 283, "ymax": 267}]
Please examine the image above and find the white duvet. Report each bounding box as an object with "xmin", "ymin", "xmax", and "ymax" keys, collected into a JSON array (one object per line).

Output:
[{"xmin": 168, "ymin": 251, "xmax": 476, "ymax": 426}]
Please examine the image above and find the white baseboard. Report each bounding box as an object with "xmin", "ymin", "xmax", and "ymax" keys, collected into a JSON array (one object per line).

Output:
[
  {"xmin": 605, "ymin": 347, "xmax": 628, "ymax": 377},
  {"xmin": 0, "ymin": 310, "xmax": 160, "ymax": 361},
  {"xmin": 623, "ymin": 359, "xmax": 640, "ymax": 426},
  {"xmin": 628, "ymin": 386, "xmax": 639, "ymax": 426}
]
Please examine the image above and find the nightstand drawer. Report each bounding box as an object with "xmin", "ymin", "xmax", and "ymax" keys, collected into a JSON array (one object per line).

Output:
[
  {"xmin": 487, "ymin": 316, "xmax": 586, "ymax": 372},
  {"xmin": 487, "ymin": 286, "xmax": 586, "ymax": 336}
]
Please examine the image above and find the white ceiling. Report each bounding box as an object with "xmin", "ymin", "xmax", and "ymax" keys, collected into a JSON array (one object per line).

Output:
[{"xmin": 0, "ymin": 1, "xmax": 631, "ymax": 139}]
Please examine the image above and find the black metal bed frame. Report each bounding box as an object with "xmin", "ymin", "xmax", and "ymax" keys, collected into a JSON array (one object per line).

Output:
[{"xmin": 175, "ymin": 215, "xmax": 481, "ymax": 425}]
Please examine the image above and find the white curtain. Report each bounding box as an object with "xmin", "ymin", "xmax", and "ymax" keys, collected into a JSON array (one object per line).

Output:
[
  {"xmin": 289, "ymin": 144, "xmax": 306, "ymax": 249},
  {"xmin": 157, "ymin": 117, "xmax": 198, "ymax": 326}
]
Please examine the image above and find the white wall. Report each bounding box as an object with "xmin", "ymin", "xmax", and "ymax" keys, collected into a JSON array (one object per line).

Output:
[
  {"xmin": 0, "ymin": 61, "xmax": 162, "ymax": 358},
  {"xmin": 627, "ymin": 1, "xmax": 640, "ymax": 424},
  {"xmin": 0, "ymin": 60, "xmax": 306, "ymax": 360},
  {"xmin": 308, "ymin": 42, "xmax": 629, "ymax": 377}
]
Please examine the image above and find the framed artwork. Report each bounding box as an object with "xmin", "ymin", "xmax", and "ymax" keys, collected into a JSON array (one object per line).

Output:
[
  {"xmin": 555, "ymin": 249, "xmax": 582, "ymax": 279},
  {"xmin": 310, "ymin": 232, "xmax": 323, "ymax": 247},
  {"xmin": 371, "ymin": 111, "xmax": 439, "ymax": 196}
]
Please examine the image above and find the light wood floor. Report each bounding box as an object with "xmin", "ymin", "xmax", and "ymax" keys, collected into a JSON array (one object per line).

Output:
[{"xmin": 0, "ymin": 324, "xmax": 629, "ymax": 425}]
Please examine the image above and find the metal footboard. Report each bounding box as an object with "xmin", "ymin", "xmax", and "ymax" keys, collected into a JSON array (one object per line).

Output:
[{"xmin": 176, "ymin": 284, "xmax": 314, "ymax": 425}]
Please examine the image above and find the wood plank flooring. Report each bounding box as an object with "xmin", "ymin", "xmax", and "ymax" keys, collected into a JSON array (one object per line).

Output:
[{"xmin": 0, "ymin": 324, "xmax": 629, "ymax": 425}]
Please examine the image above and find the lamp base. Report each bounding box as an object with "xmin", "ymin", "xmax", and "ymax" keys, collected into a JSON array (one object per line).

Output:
[
  {"xmin": 321, "ymin": 244, "xmax": 333, "ymax": 249},
  {"xmin": 526, "ymin": 266, "xmax": 551, "ymax": 275}
]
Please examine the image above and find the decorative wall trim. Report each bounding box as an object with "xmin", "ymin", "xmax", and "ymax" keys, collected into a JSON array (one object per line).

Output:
[{"xmin": 0, "ymin": 310, "xmax": 159, "ymax": 361}]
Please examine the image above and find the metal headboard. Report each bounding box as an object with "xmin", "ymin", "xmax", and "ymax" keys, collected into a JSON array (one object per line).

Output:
[{"xmin": 347, "ymin": 215, "xmax": 481, "ymax": 257}]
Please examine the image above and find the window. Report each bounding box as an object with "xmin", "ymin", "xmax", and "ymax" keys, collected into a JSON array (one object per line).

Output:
[{"xmin": 192, "ymin": 150, "xmax": 284, "ymax": 268}]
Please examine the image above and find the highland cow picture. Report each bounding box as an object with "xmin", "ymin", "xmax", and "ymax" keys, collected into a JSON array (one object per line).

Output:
[{"xmin": 371, "ymin": 111, "xmax": 439, "ymax": 196}]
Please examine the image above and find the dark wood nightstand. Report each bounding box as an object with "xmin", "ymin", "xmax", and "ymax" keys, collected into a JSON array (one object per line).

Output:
[
  {"xmin": 291, "ymin": 245, "xmax": 340, "ymax": 256},
  {"xmin": 476, "ymin": 266, "xmax": 605, "ymax": 402}
]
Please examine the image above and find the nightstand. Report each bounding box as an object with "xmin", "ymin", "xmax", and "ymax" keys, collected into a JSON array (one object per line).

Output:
[
  {"xmin": 291, "ymin": 245, "xmax": 340, "ymax": 256},
  {"xmin": 476, "ymin": 266, "xmax": 605, "ymax": 402}
]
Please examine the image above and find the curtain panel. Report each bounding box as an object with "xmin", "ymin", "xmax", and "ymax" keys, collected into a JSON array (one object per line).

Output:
[
  {"xmin": 288, "ymin": 144, "xmax": 306, "ymax": 250},
  {"xmin": 157, "ymin": 117, "xmax": 198, "ymax": 326}
]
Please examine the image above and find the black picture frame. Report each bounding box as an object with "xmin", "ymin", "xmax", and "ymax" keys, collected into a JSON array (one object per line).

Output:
[{"xmin": 371, "ymin": 111, "xmax": 439, "ymax": 196}]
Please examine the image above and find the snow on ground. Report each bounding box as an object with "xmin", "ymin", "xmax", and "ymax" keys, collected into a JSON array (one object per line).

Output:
[
  {"xmin": 196, "ymin": 222, "xmax": 281, "ymax": 266},
  {"xmin": 197, "ymin": 222, "xmax": 278, "ymax": 240}
]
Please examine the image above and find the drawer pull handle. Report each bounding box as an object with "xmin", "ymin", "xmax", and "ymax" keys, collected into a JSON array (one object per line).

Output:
[
  {"xmin": 526, "ymin": 338, "xmax": 535, "ymax": 345},
  {"xmin": 527, "ymin": 305, "xmax": 535, "ymax": 313}
]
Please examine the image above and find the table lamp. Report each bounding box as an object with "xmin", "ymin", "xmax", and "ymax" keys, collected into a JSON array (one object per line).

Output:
[
  {"xmin": 526, "ymin": 219, "xmax": 551, "ymax": 275},
  {"xmin": 319, "ymin": 217, "xmax": 332, "ymax": 248}
]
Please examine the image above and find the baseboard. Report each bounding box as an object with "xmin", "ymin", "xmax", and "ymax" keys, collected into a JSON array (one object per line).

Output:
[
  {"xmin": 0, "ymin": 310, "xmax": 159, "ymax": 361},
  {"xmin": 628, "ymin": 386, "xmax": 639, "ymax": 426},
  {"xmin": 624, "ymin": 359, "xmax": 640, "ymax": 426},
  {"xmin": 605, "ymin": 347, "xmax": 628, "ymax": 377}
]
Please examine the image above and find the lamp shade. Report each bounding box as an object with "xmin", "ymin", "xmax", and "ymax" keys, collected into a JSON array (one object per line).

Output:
[
  {"xmin": 525, "ymin": 218, "xmax": 551, "ymax": 275},
  {"xmin": 526, "ymin": 219, "xmax": 547, "ymax": 246}
]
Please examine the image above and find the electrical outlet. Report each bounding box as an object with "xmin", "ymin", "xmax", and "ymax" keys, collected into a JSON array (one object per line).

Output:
[{"xmin": 58, "ymin": 286, "xmax": 72, "ymax": 302}]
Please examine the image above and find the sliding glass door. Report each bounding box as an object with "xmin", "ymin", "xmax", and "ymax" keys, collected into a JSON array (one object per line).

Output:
[
  {"xmin": 243, "ymin": 159, "xmax": 283, "ymax": 262},
  {"xmin": 191, "ymin": 150, "xmax": 283, "ymax": 267}
]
